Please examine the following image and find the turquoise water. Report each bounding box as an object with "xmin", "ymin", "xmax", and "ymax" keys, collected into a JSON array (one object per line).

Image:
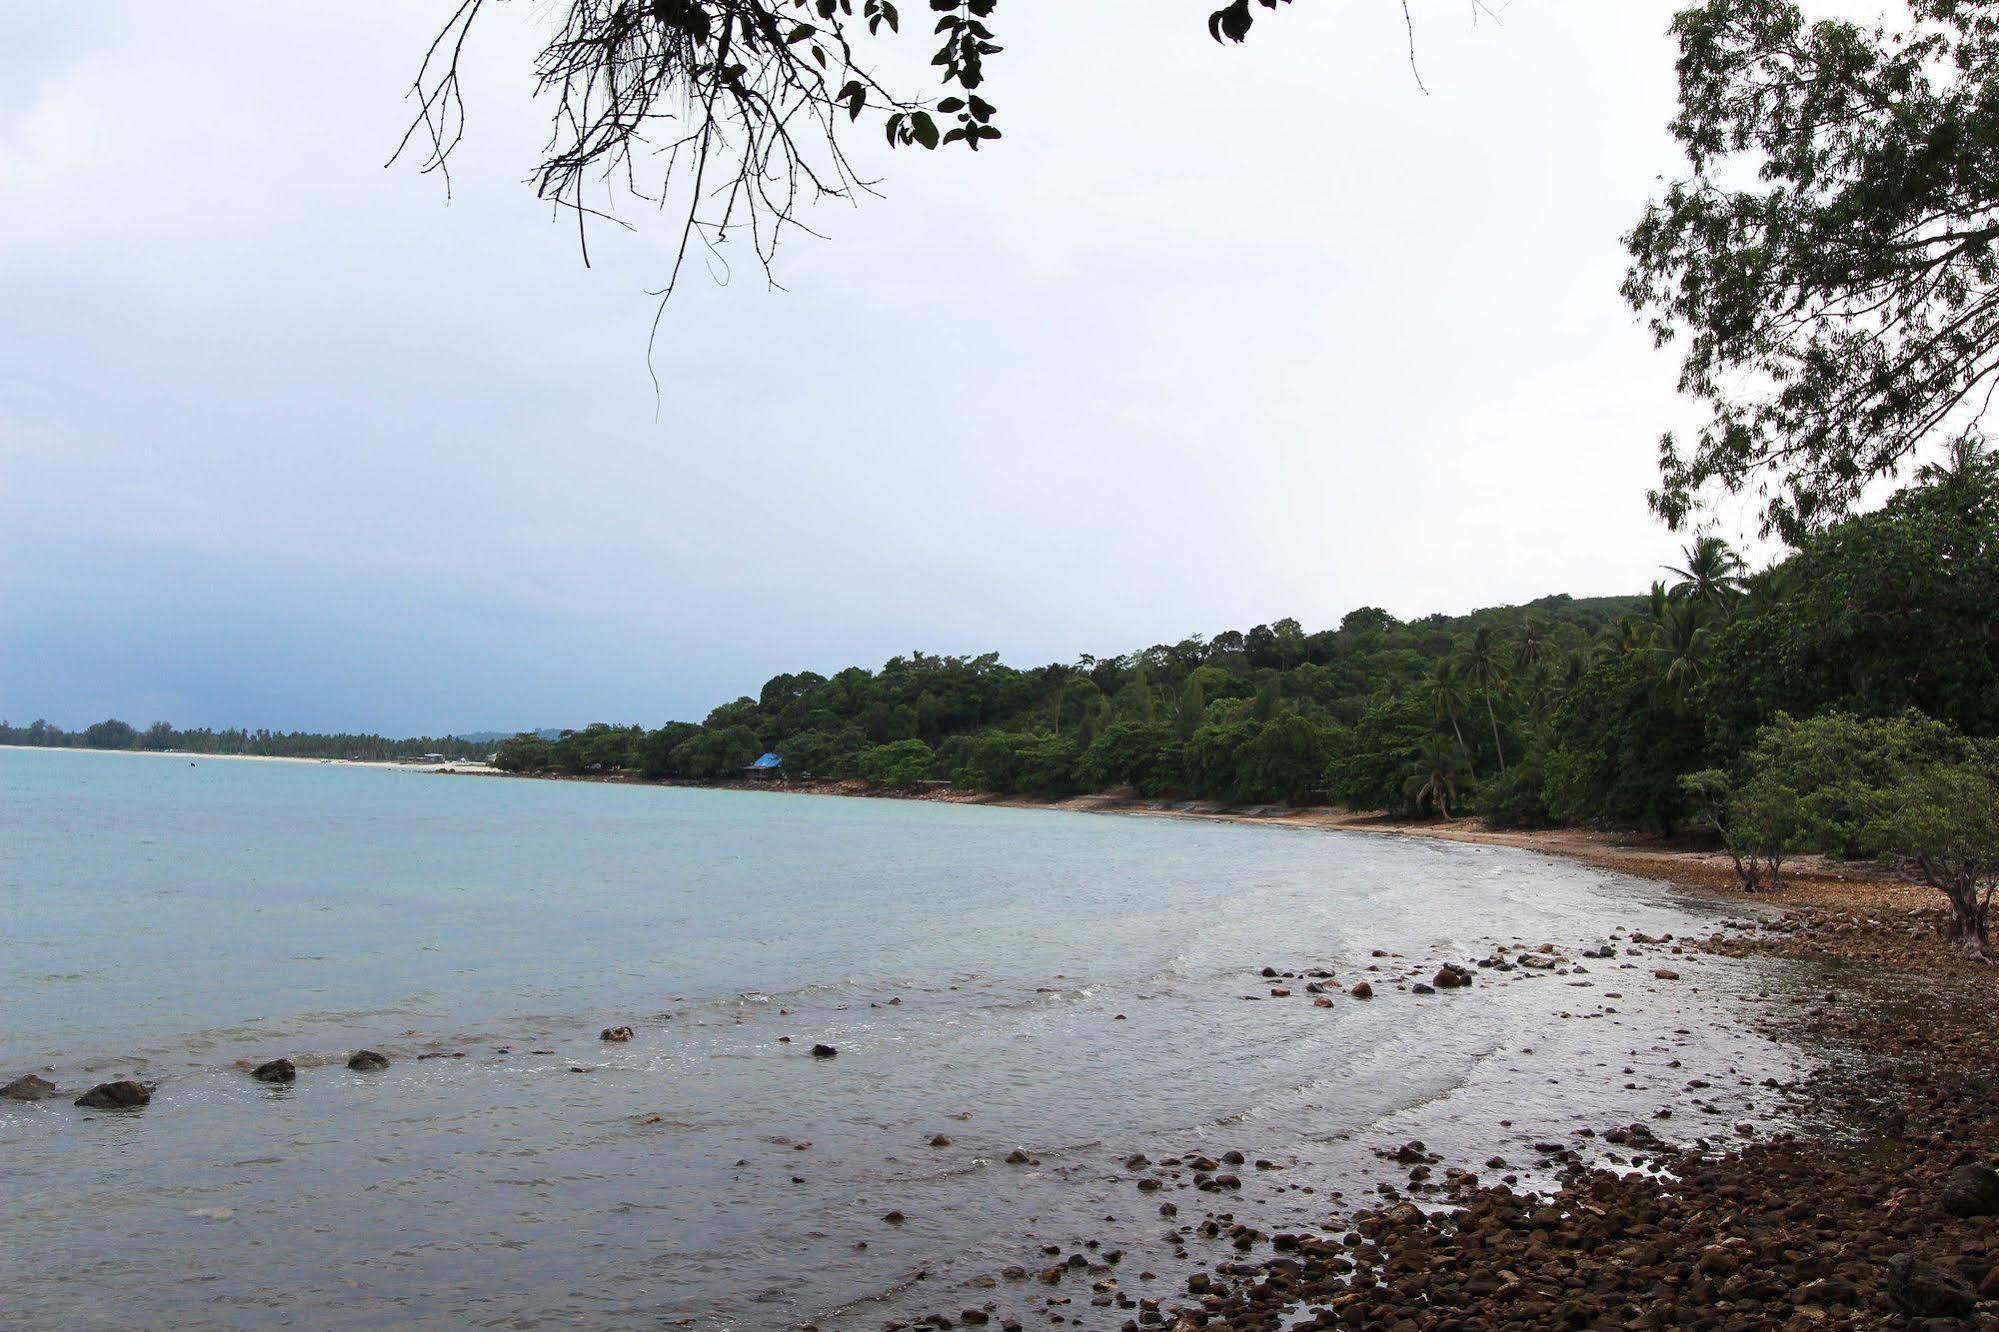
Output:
[{"xmin": 0, "ymin": 748, "xmax": 1811, "ymax": 1329}]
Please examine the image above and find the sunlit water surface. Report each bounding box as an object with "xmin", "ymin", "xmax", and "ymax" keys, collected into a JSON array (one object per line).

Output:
[{"xmin": 0, "ymin": 748, "xmax": 1816, "ymax": 1329}]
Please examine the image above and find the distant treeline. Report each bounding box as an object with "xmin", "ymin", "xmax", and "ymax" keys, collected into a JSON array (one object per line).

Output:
[
  {"xmin": 491, "ymin": 446, "xmax": 1999, "ymax": 853},
  {"xmin": 0, "ymin": 719, "xmax": 493, "ymax": 763}
]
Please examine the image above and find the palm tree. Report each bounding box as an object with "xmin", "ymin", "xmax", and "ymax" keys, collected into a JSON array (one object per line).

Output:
[
  {"xmin": 1665, "ymin": 535, "xmax": 1747, "ymax": 611},
  {"xmin": 1402, "ymin": 734, "xmax": 1467, "ymax": 820},
  {"xmin": 1649, "ymin": 601, "xmax": 1712, "ymax": 701},
  {"xmin": 1460, "ymin": 625, "xmax": 1511, "ymax": 774},
  {"xmin": 1513, "ymin": 617, "xmax": 1553, "ymax": 673},
  {"xmin": 1740, "ymin": 565, "xmax": 1789, "ymax": 618},
  {"xmin": 1426, "ymin": 659, "xmax": 1477, "ymax": 777}
]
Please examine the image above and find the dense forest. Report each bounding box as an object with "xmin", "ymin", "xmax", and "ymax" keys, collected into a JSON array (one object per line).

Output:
[
  {"xmin": 0, "ymin": 719, "xmax": 492, "ymax": 763},
  {"xmin": 493, "ymin": 445, "xmax": 1996, "ymax": 852}
]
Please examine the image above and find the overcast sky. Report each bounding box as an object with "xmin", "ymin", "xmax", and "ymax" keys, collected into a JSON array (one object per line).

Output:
[{"xmin": 1, "ymin": 2, "xmax": 1767, "ymax": 735}]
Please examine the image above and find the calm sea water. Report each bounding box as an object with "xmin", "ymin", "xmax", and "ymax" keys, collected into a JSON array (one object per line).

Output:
[{"xmin": 1, "ymin": 748, "xmax": 1814, "ymax": 1329}]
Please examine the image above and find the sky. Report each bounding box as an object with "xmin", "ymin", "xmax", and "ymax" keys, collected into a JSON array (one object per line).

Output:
[{"xmin": 0, "ymin": 2, "xmax": 1765, "ymax": 736}]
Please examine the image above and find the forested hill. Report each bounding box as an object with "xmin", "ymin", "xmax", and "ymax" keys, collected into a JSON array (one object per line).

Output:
[
  {"xmin": 494, "ymin": 592, "xmax": 1647, "ymax": 803},
  {"xmin": 492, "ymin": 450, "xmax": 1999, "ymax": 839}
]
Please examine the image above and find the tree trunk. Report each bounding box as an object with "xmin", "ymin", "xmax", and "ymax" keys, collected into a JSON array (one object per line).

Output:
[
  {"xmin": 1484, "ymin": 692, "xmax": 1507, "ymax": 775},
  {"xmin": 1448, "ymin": 716, "xmax": 1477, "ymax": 780},
  {"xmin": 1943, "ymin": 879, "xmax": 1993, "ymax": 962}
]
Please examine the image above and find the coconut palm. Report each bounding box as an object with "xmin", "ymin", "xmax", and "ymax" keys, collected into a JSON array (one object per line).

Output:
[
  {"xmin": 1513, "ymin": 617, "xmax": 1554, "ymax": 673},
  {"xmin": 1426, "ymin": 659, "xmax": 1477, "ymax": 776},
  {"xmin": 1665, "ymin": 535, "xmax": 1747, "ymax": 611},
  {"xmin": 1402, "ymin": 734, "xmax": 1467, "ymax": 820},
  {"xmin": 1459, "ymin": 625, "xmax": 1511, "ymax": 774},
  {"xmin": 1649, "ymin": 601, "xmax": 1713, "ymax": 701}
]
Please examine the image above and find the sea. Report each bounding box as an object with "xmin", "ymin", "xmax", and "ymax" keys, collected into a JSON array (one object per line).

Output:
[{"xmin": 0, "ymin": 747, "xmax": 1821, "ymax": 1329}]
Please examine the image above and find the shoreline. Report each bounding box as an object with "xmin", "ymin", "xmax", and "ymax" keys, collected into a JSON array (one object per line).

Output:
[
  {"xmin": 15, "ymin": 748, "xmax": 1994, "ymax": 1323},
  {"xmin": 452, "ymin": 769, "xmax": 1999, "ymax": 1325},
  {"xmin": 0, "ymin": 743, "xmax": 489, "ymax": 773},
  {"xmin": 454, "ymin": 764, "xmax": 1937, "ymax": 920}
]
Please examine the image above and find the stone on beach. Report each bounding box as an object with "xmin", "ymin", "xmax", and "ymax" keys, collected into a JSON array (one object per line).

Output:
[
  {"xmin": 251, "ymin": 1059, "xmax": 296, "ymax": 1083},
  {"xmin": 347, "ymin": 1050, "xmax": 390, "ymax": 1071},
  {"xmin": 75, "ymin": 1080, "xmax": 151, "ymax": 1109},
  {"xmin": 1886, "ymin": 1253, "xmax": 1978, "ymax": 1317},
  {"xmin": 1, "ymin": 1073, "xmax": 58, "ymax": 1101},
  {"xmin": 1940, "ymin": 1162, "xmax": 1999, "ymax": 1217},
  {"xmin": 1349, "ymin": 981, "xmax": 1373, "ymax": 999}
]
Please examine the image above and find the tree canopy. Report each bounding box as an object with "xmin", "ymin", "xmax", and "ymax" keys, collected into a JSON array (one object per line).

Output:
[{"xmin": 1627, "ymin": 0, "xmax": 1999, "ymax": 537}]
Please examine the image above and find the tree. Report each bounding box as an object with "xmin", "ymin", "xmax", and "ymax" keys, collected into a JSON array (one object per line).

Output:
[
  {"xmin": 1626, "ymin": 1, "xmax": 1999, "ymax": 537},
  {"xmin": 1402, "ymin": 734, "xmax": 1466, "ymax": 819},
  {"xmin": 1648, "ymin": 600, "xmax": 1713, "ymax": 702},
  {"xmin": 1426, "ymin": 658, "xmax": 1476, "ymax": 773},
  {"xmin": 1868, "ymin": 757, "xmax": 1999, "ymax": 961},
  {"xmin": 1700, "ymin": 447, "xmax": 1999, "ymax": 748},
  {"xmin": 82, "ymin": 719, "xmax": 137, "ymax": 750},
  {"xmin": 1664, "ymin": 534, "xmax": 1744, "ymax": 612},
  {"xmin": 396, "ymin": 0, "xmax": 1380, "ymax": 336},
  {"xmin": 1459, "ymin": 625, "xmax": 1511, "ymax": 774},
  {"xmin": 858, "ymin": 737, "xmax": 936, "ymax": 787}
]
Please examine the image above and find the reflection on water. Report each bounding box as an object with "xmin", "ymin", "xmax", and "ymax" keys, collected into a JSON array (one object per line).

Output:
[{"xmin": 0, "ymin": 750, "xmax": 1814, "ymax": 1328}]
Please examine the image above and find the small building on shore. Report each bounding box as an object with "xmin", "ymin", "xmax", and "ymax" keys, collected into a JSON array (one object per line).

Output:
[{"xmin": 746, "ymin": 753, "xmax": 782, "ymax": 780}]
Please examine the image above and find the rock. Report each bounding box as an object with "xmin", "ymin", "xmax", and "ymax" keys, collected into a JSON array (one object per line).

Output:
[
  {"xmin": 1349, "ymin": 982, "xmax": 1373, "ymax": 1000},
  {"xmin": 1260, "ymin": 966, "xmax": 1278, "ymax": 978},
  {"xmin": 1432, "ymin": 965, "xmax": 1471, "ymax": 989},
  {"xmin": 74, "ymin": 1080, "xmax": 150, "ymax": 1109},
  {"xmin": 347, "ymin": 1050, "xmax": 390, "ymax": 1071},
  {"xmin": 251, "ymin": 1059, "xmax": 296, "ymax": 1083},
  {"xmin": 1653, "ymin": 969, "xmax": 1681, "ymax": 980},
  {"xmin": 1940, "ymin": 1162, "xmax": 1999, "ymax": 1216},
  {"xmin": 882, "ymin": 1210, "xmax": 906, "ymax": 1224},
  {"xmin": 599, "ymin": 1025, "xmax": 634, "ymax": 1042},
  {"xmin": 1886, "ymin": 1254, "xmax": 1977, "ymax": 1317},
  {"xmin": 1005, "ymin": 1149, "xmax": 1032, "ymax": 1164},
  {"xmin": 1312, "ymin": 996, "xmax": 1333, "ymax": 1007},
  {"xmin": 929, "ymin": 1134, "xmax": 953, "ymax": 1147},
  {"xmin": 1411, "ymin": 983, "xmax": 1436, "ymax": 995},
  {"xmin": 1, "ymin": 1074, "xmax": 58, "ymax": 1101}
]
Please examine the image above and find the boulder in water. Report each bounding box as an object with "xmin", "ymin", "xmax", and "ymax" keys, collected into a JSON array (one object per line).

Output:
[
  {"xmin": 251, "ymin": 1059, "xmax": 296, "ymax": 1083},
  {"xmin": 599, "ymin": 1026, "xmax": 634, "ymax": 1043},
  {"xmin": 75, "ymin": 1080, "xmax": 150, "ymax": 1109},
  {"xmin": 347, "ymin": 1050, "xmax": 390, "ymax": 1071},
  {"xmin": 811, "ymin": 1043, "xmax": 838, "ymax": 1059},
  {"xmin": 1, "ymin": 1074, "xmax": 58, "ymax": 1101}
]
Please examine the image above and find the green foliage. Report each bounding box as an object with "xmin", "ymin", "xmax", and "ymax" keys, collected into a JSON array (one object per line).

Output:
[
  {"xmin": 671, "ymin": 724, "xmax": 763, "ymax": 779},
  {"xmin": 1698, "ymin": 708, "xmax": 1999, "ymax": 953},
  {"xmin": 82, "ymin": 719, "xmax": 138, "ymax": 750},
  {"xmin": 1479, "ymin": 752, "xmax": 1552, "ymax": 829},
  {"xmin": 776, "ymin": 725, "xmax": 868, "ymax": 779},
  {"xmin": 1627, "ymin": 1, "xmax": 1999, "ymax": 535},
  {"xmin": 3, "ymin": 718, "xmax": 494, "ymax": 764},
  {"xmin": 1544, "ymin": 652, "xmax": 1705, "ymax": 833},
  {"xmin": 1701, "ymin": 443, "xmax": 1999, "ymax": 748},
  {"xmin": 1077, "ymin": 720, "xmax": 1185, "ymax": 798},
  {"xmin": 857, "ymin": 738, "xmax": 936, "ymax": 788}
]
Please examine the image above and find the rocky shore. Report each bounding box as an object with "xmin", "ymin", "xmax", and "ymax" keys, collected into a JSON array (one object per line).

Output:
[{"xmin": 866, "ymin": 876, "xmax": 1999, "ymax": 1331}]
